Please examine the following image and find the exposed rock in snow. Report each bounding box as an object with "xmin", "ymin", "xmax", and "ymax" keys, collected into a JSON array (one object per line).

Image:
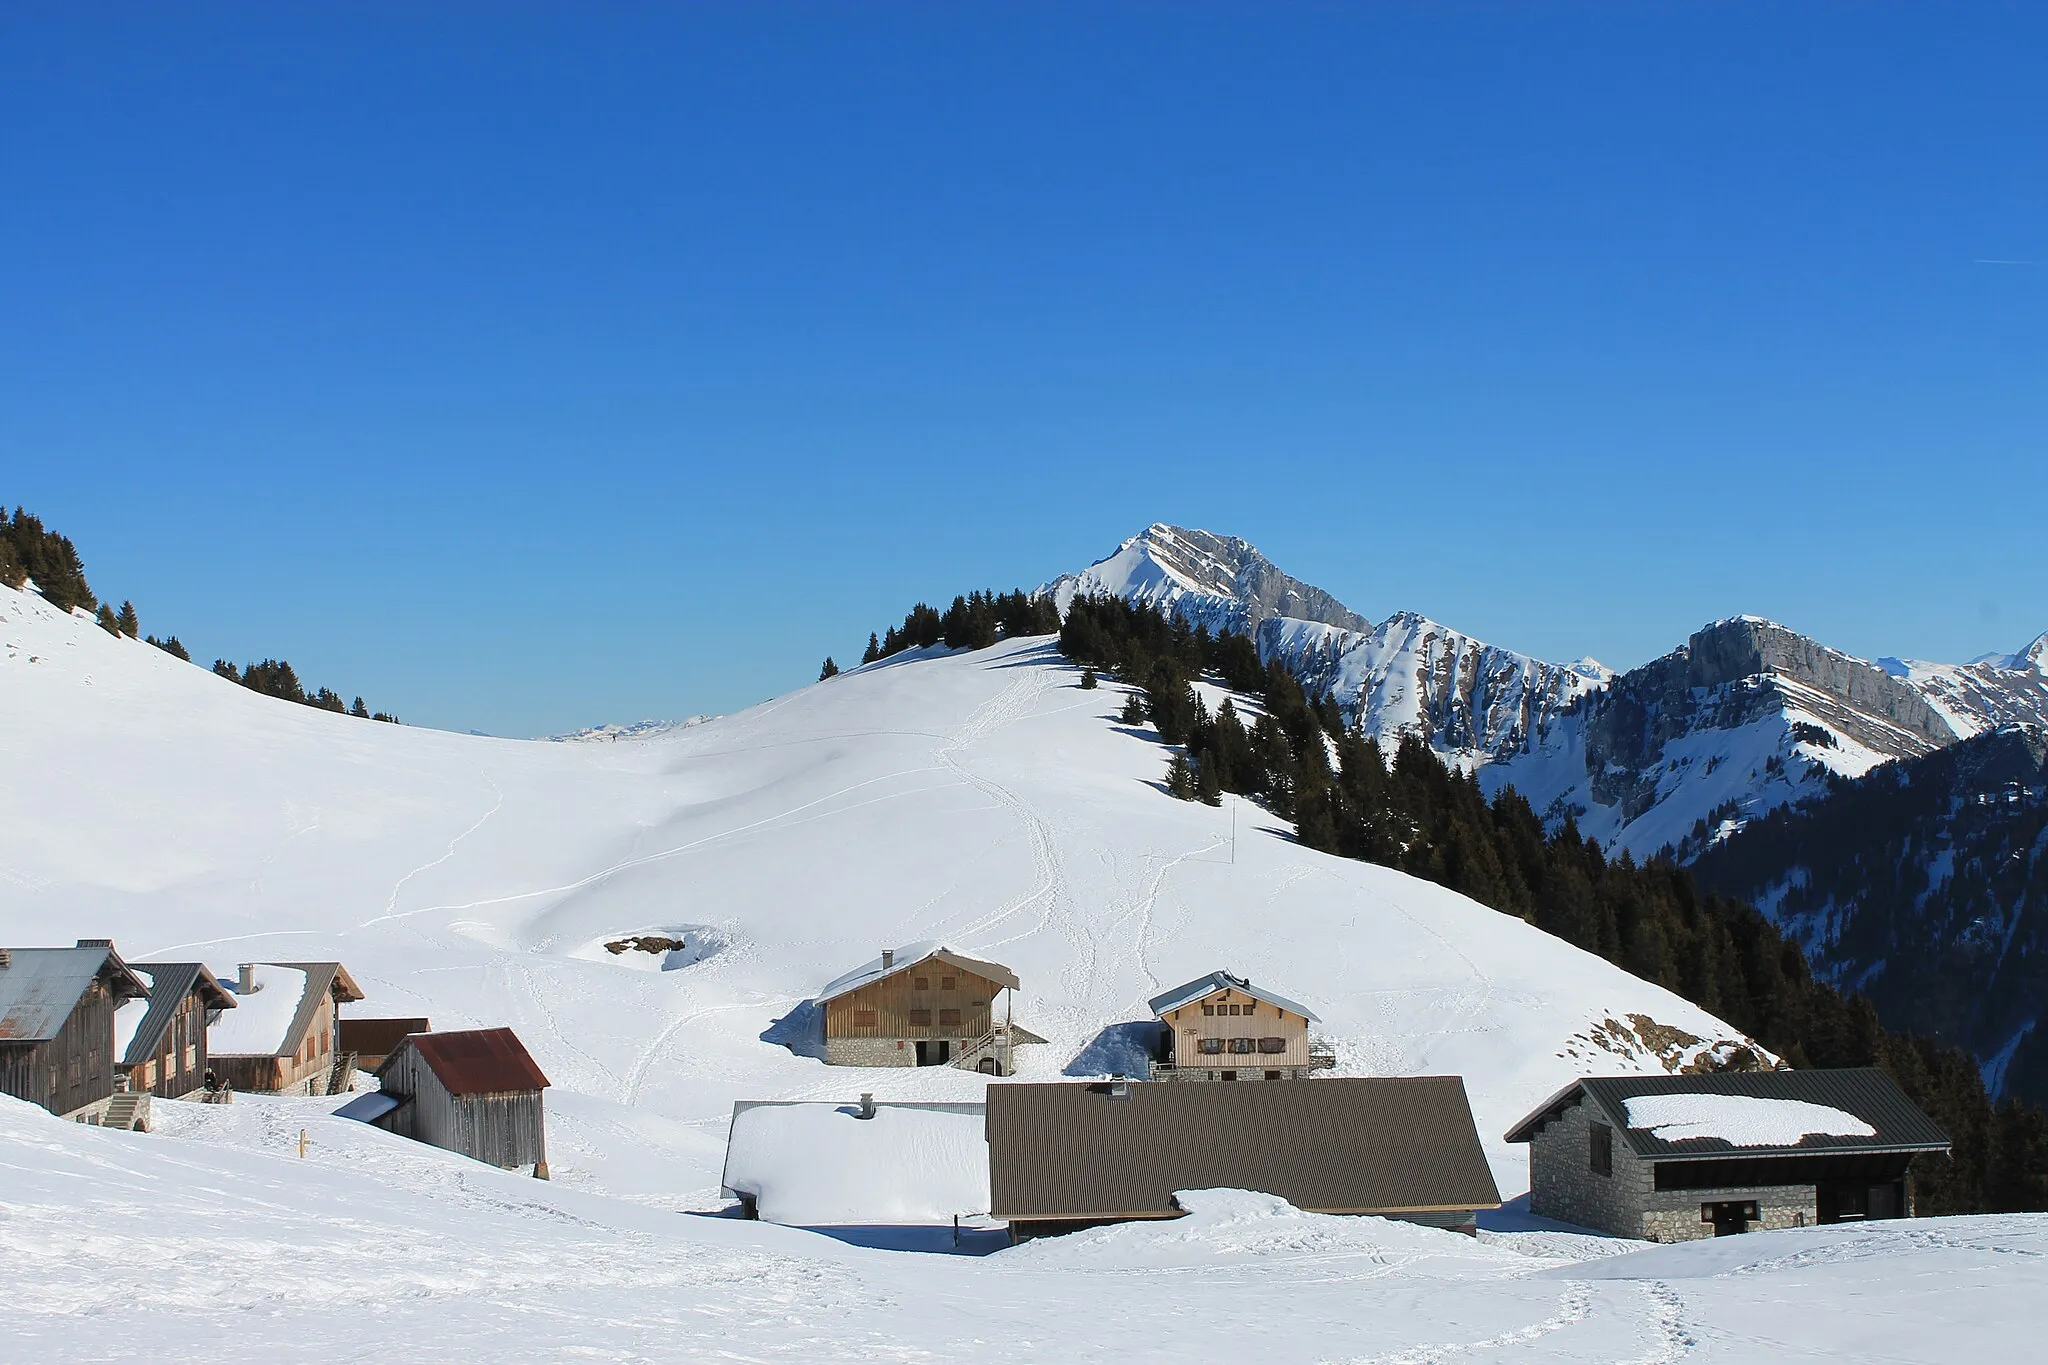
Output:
[{"xmin": 1042, "ymin": 522, "xmax": 1369, "ymax": 636}]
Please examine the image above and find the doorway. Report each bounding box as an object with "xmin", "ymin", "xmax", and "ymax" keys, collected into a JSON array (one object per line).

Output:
[
  {"xmin": 914, "ymin": 1041, "xmax": 951, "ymax": 1067},
  {"xmin": 1702, "ymin": 1200, "xmax": 1758, "ymax": 1236}
]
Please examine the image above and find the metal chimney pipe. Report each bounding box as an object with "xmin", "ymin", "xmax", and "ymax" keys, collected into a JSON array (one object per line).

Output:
[
  {"xmin": 881, "ymin": 949, "xmax": 894, "ymax": 971},
  {"xmin": 238, "ymin": 963, "xmax": 257, "ymax": 994},
  {"xmin": 857, "ymin": 1092, "xmax": 876, "ymax": 1119}
]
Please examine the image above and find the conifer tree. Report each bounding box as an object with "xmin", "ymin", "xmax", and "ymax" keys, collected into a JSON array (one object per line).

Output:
[
  {"xmin": 1079, "ymin": 667, "xmax": 1098, "ymax": 690},
  {"xmin": 819, "ymin": 657, "xmax": 839, "ymax": 681},
  {"xmin": 146, "ymin": 634, "xmax": 190, "ymax": 662},
  {"xmin": 862, "ymin": 633, "xmax": 881, "ymax": 665},
  {"xmin": 1196, "ymin": 756, "xmax": 1223, "ymax": 806},
  {"xmin": 95, "ymin": 604, "xmax": 120, "ymax": 635},
  {"xmin": 1165, "ymin": 753, "xmax": 1197, "ymax": 801},
  {"xmin": 116, "ymin": 600, "xmax": 139, "ymax": 637},
  {"xmin": 1119, "ymin": 692, "xmax": 1146, "ymax": 725},
  {"xmin": 351, "ymin": 697, "xmax": 370, "ymax": 718}
]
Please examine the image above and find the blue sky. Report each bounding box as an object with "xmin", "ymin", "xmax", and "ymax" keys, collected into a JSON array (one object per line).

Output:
[{"xmin": 3, "ymin": 3, "xmax": 2041, "ymax": 735}]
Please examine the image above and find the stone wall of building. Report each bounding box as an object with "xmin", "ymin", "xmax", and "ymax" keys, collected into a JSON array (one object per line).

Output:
[
  {"xmin": 1161, "ymin": 1065, "xmax": 1313, "ymax": 1082},
  {"xmin": 1641, "ymin": 1185, "xmax": 1815, "ymax": 1243},
  {"xmin": 1526, "ymin": 1095, "xmax": 1652, "ymax": 1238},
  {"xmin": 824, "ymin": 1038, "xmax": 918, "ymax": 1068}
]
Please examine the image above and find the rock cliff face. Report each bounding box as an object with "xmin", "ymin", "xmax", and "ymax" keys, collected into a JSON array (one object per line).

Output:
[
  {"xmin": 1260, "ymin": 612, "xmax": 1605, "ymax": 763},
  {"xmin": 1043, "ymin": 523, "xmax": 1368, "ymax": 637}
]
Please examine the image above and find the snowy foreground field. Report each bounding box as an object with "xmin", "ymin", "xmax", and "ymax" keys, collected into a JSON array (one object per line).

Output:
[
  {"xmin": 5, "ymin": 581, "xmax": 2045, "ymax": 1359},
  {"xmin": 7, "ymin": 1093, "xmax": 2042, "ymax": 1362}
]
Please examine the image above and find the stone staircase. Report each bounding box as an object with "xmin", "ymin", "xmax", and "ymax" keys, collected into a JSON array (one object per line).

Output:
[
  {"xmin": 326, "ymin": 1051, "xmax": 360, "ymax": 1095},
  {"xmin": 951, "ymin": 1026, "xmax": 1013, "ymax": 1076},
  {"xmin": 97, "ymin": 1091, "xmax": 151, "ymax": 1132}
]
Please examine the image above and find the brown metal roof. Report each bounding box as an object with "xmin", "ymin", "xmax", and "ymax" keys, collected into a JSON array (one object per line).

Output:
[
  {"xmin": 986, "ymin": 1077, "xmax": 1501, "ymax": 1222},
  {"xmin": 339, "ymin": 1017, "xmax": 431, "ymax": 1058},
  {"xmin": 382, "ymin": 1027, "xmax": 549, "ymax": 1096}
]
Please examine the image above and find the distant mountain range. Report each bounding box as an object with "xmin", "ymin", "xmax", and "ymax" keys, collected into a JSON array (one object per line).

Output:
[
  {"xmin": 1051, "ymin": 522, "xmax": 2048, "ymax": 1099},
  {"xmin": 1051, "ymin": 522, "xmax": 2048, "ymax": 859}
]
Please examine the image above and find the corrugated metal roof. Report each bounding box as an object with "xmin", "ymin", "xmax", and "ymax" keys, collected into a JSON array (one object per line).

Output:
[
  {"xmin": 0, "ymin": 945, "xmax": 148, "ymax": 1043},
  {"xmin": 339, "ymin": 1017, "xmax": 431, "ymax": 1058},
  {"xmin": 118, "ymin": 963, "xmax": 237, "ymax": 1067},
  {"xmin": 382, "ymin": 1027, "xmax": 549, "ymax": 1096},
  {"xmin": 1503, "ymin": 1068, "xmax": 1951, "ymax": 1159},
  {"xmin": 815, "ymin": 944, "xmax": 1021, "ymax": 1003},
  {"xmin": 986, "ymin": 1077, "xmax": 1500, "ymax": 1221},
  {"xmin": 333, "ymin": 1091, "xmax": 402, "ymax": 1122},
  {"xmin": 1146, "ymin": 970, "xmax": 1320, "ymax": 1023}
]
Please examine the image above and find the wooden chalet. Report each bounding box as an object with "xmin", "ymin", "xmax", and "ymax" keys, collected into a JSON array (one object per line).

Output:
[
  {"xmin": 986, "ymin": 1076, "xmax": 1502, "ymax": 1239},
  {"xmin": 364, "ymin": 1027, "xmax": 551, "ymax": 1176},
  {"xmin": 1147, "ymin": 970, "xmax": 1335, "ymax": 1081},
  {"xmin": 116, "ymin": 962, "xmax": 238, "ymax": 1100},
  {"xmin": 815, "ymin": 944, "xmax": 1041, "ymax": 1075},
  {"xmin": 339, "ymin": 1016, "xmax": 431, "ymax": 1071},
  {"xmin": 0, "ymin": 940, "xmax": 150, "ymax": 1122},
  {"xmin": 209, "ymin": 961, "xmax": 365, "ymax": 1095}
]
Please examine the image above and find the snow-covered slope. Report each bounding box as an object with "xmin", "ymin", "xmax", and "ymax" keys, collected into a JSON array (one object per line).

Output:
[
  {"xmin": 9, "ymin": 1091, "xmax": 2043, "ymax": 1363},
  {"xmin": 0, "ymin": 580, "xmax": 1754, "ymax": 1202},
  {"xmin": 1044, "ymin": 522, "xmax": 1370, "ymax": 636}
]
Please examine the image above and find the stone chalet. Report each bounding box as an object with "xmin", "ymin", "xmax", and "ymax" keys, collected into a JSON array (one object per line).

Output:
[
  {"xmin": 1506, "ymin": 1068, "xmax": 1950, "ymax": 1241},
  {"xmin": 815, "ymin": 944, "xmax": 1043, "ymax": 1076}
]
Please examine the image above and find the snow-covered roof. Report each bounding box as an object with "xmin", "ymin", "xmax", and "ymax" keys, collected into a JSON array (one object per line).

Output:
[
  {"xmin": 1147, "ymin": 971, "xmax": 1318, "ymax": 1022},
  {"xmin": 814, "ymin": 944, "xmax": 1019, "ymax": 1003},
  {"xmin": 116, "ymin": 963, "xmax": 237, "ymax": 1068},
  {"xmin": 1621, "ymin": 1093, "xmax": 1876, "ymax": 1148},
  {"xmin": 208, "ymin": 965, "xmax": 312, "ymax": 1056},
  {"xmin": 1504, "ymin": 1068, "xmax": 1949, "ymax": 1159},
  {"xmin": 719, "ymin": 1100, "xmax": 989, "ymax": 1226}
]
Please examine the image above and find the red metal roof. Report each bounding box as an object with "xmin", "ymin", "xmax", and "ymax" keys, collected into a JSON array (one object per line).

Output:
[{"xmin": 400, "ymin": 1027, "xmax": 550, "ymax": 1095}]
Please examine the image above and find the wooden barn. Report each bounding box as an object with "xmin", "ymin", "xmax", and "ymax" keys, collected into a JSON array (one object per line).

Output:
[
  {"xmin": 368, "ymin": 1027, "xmax": 551, "ymax": 1176},
  {"xmin": 815, "ymin": 944, "xmax": 1041, "ymax": 1075},
  {"xmin": 208, "ymin": 961, "xmax": 365, "ymax": 1095},
  {"xmin": 0, "ymin": 940, "xmax": 150, "ymax": 1122},
  {"xmin": 1147, "ymin": 970, "xmax": 1336, "ymax": 1081},
  {"xmin": 339, "ymin": 1016, "xmax": 431, "ymax": 1071},
  {"xmin": 116, "ymin": 962, "xmax": 238, "ymax": 1100}
]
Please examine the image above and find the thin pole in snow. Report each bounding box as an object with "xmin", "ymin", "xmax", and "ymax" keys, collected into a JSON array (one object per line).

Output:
[{"xmin": 1231, "ymin": 797, "xmax": 1237, "ymax": 865}]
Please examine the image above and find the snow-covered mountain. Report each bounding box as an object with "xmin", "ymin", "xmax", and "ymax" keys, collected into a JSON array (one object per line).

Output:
[
  {"xmin": 0, "ymin": 577, "xmax": 1757, "ymax": 1206},
  {"xmin": 1043, "ymin": 522, "xmax": 1370, "ymax": 636},
  {"xmin": 1052, "ymin": 526, "xmax": 2048, "ymax": 858}
]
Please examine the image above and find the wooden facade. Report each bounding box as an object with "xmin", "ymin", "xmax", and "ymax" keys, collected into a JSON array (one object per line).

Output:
[
  {"xmin": 818, "ymin": 947, "xmax": 1025, "ymax": 1072},
  {"xmin": 120, "ymin": 964, "xmax": 236, "ymax": 1100},
  {"xmin": 1160, "ymin": 984, "xmax": 1313, "ymax": 1076},
  {"xmin": 372, "ymin": 1028, "xmax": 550, "ymax": 1172},
  {"xmin": 0, "ymin": 943, "xmax": 150, "ymax": 1120}
]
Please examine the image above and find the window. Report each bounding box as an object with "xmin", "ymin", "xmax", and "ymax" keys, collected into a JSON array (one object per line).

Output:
[
  {"xmin": 1198, "ymin": 1037, "xmax": 1224, "ymax": 1055},
  {"xmin": 1590, "ymin": 1122, "xmax": 1613, "ymax": 1177},
  {"xmin": 1229, "ymin": 1037, "xmax": 1255, "ymax": 1054},
  {"xmin": 907, "ymin": 1009, "xmax": 933, "ymax": 1027},
  {"xmin": 852, "ymin": 1009, "xmax": 878, "ymax": 1027},
  {"xmin": 914, "ymin": 976, "xmax": 930, "ymax": 991},
  {"xmin": 940, "ymin": 977, "xmax": 956, "ymax": 991},
  {"xmin": 938, "ymin": 1008, "xmax": 962, "ymax": 1026},
  {"xmin": 1202, "ymin": 1004, "xmax": 1215, "ymax": 1016},
  {"xmin": 1220, "ymin": 1071, "xmax": 1238, "ymax": 1081},
  {"xmin": 1257, "ymin": 1037, "xmax": 1286, "ymax": 1054},
  {"xmin": 1264, "ymin": 1071, "xmax": 1282, "ymax": 1081}
]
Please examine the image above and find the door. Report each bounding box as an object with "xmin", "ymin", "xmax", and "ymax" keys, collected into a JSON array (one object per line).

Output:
[{"xmin": 1704, "ymin": 1201, "xmax": 1757, "ymax": 1236}]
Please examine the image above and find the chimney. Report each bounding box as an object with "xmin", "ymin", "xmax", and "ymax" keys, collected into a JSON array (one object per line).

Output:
[
  {"xmin": 1109, "ymin": 1075, "xmax": 1131, "ymax": 1100},
  {"xmin": 76, "ymin": 938, "xmax": 113, "ymax": 949},
  {"xmin": 0, "ymin": 948, "xmax": 10, "ymax": 968},
  {"xmin": 857, "ymin": 1092, "xmax": 876, "ymax": 1119},
  {"xmin": 237, "ymin": 963, "xmax": 258, "ymax": 994},
  {"xmin": 881, "ymin": 948, "xmax": 895, "ymax": 971}
]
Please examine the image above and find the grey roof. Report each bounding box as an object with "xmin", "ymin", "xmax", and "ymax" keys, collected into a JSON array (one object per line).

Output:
[
  {"xmin": 1504, "ymin": 1068, "xmax": 1952, "ymax": 1160},
  {"xmin": 214, "ymin": 961, "xmax": 365, "ymax": 1059},
  {"xmin": 816, "ymin": 944, "xmax": 1021, "ymax": 1003},
  {"xmin": 986, "ymin": 1077, "xmax": 1500, "ymax": 1222},
  {"xmin": 333, "ymin": 1091, "xmax": 402, "ymax": 1123},
  {"xmin": 119, "ymin": 963, "xmax": 236, "ymax": 1068},
  {"xmin": 1147, "ymin": 970, "xmax": 1319, "ymax": 1022},
  {"xmin": 0, "ymin": 944, "xmax": 148, "ymax": 1043}
]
